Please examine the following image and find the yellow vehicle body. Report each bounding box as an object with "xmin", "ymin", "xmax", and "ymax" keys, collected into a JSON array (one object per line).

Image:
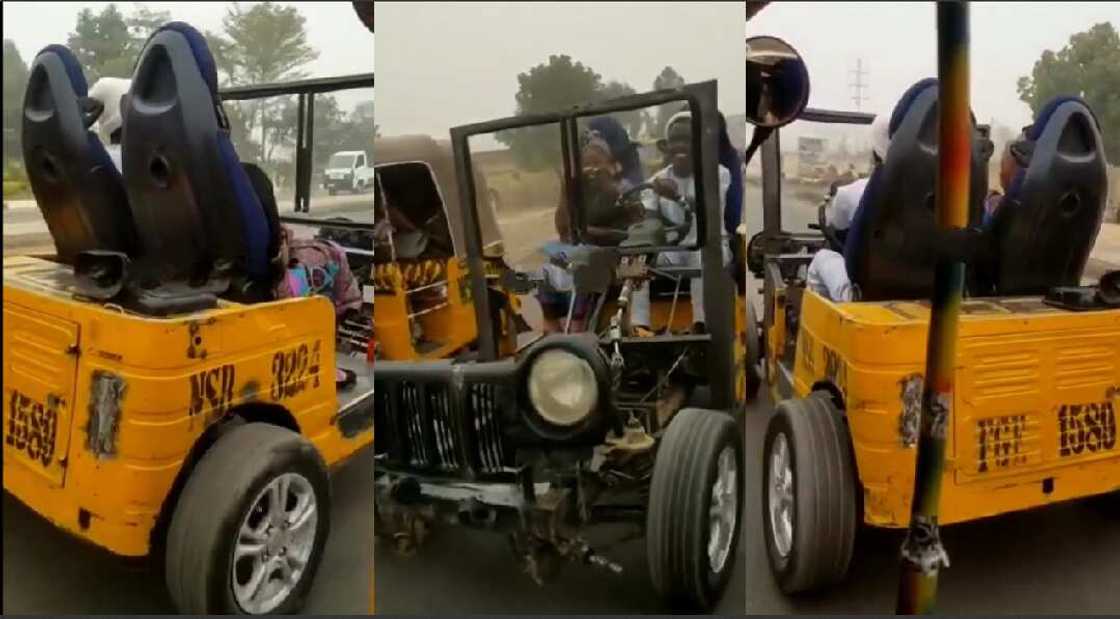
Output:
[
  {"xmin": 372, "ymin": 256, "xmax": 522, "ymax": 360},
  {"xmin": 780, "ymin": 288, "xmax": 1120, "ymax": 528},
  {"xmin": 2, "ymin": 256, "xmax": 372, "ymax": 557}
]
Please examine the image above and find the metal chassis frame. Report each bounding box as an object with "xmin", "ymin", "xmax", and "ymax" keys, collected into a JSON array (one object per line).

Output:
[
  {"xmin": 448, "ymin": 81, "xmax": 735, "ymax": 409},
  {"xmin": 757, "ymin": 108, "xmax": 874, "ymax": 383}
]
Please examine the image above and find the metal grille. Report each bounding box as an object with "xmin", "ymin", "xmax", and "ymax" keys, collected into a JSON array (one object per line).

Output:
[{"xmin": 375, "ymin": 377, "xmax": 510, "ymax": 477}]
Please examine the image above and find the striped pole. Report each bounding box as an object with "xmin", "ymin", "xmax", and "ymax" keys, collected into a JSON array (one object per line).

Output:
[{"xmin": 896, "ymin": 1, "xmax": 970, "ymax": 614}]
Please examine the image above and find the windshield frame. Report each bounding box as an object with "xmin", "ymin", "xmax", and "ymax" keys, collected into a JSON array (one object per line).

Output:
[{"xmin": 449, "ymin": 80, "xmax": 730, "ymax": 390}]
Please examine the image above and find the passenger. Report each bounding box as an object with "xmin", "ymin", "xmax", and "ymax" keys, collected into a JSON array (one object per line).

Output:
[
  {"xmin": 88, "ymin": 77, "xmax": 131, "ymax": 172},
  {"xmin": 630, "ymin": 111, "xmax": 732, "ymax": 336},
  {"xmin": 805, "ymin": 111, "xmax": 890, "ymax": 302},
  {"xmin": 983, "ymin": 127, "xmax": 1030, "ymax": 226},
  {"xmin": 540, "ymin": 116, "xmax": 644, "ymax": 333},
  {"xmin": 718, "ymin": 111, "xmax": 745, "ymax": 237}
]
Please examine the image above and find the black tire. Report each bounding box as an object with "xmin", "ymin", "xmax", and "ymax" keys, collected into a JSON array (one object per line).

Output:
[
  {"xmin": 744, "ymin": 299, "xmax": 763, "ymax": 400},
  {"xmin": 648, "ymin": 408, "xmax": 744, "ymax": 612},
  {"xmin": 762, "ymin": 391, "xmax": 857, "ymax": 594},
  {"xmin": 165, "ymin": 423, "xmax": 331, "ymax": 614}
]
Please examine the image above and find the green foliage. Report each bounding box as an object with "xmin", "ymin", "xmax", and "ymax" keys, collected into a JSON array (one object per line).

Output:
[
  {"xmin": 498, "ymin": 55, "xmax": 653, "ymax": 172},
  {"xmin": 207, "ymin": 2, "xmax": 319, "ymax": 165},
  {"xmin": 594, "ymin": 81, "xmax": 649, "ymax": 140},
  {"xmin": 497, "ymin": 55, "xmax": 603, "ymax": 171},
  {"xmin": 66, "ymin": 5, "xmax": 134, "ymax": 82},
  {"xmin": 1017, "ymin": 22, "xmax": 1120, "ymax": 163},
  {"xmin": 3, "ymin": 39, "xmax": 30, "ymax": 163}
]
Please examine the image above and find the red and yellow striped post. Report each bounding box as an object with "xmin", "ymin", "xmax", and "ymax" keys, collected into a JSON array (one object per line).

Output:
[{"xmin": 896, "ymin": 1, "xmax": 971, "ymax": 614}]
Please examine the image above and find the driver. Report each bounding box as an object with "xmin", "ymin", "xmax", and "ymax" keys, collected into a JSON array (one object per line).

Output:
[
  {"xmin": 630, "ymin": 111, "xmax": 732, "ymax": 336},
  {"xmin": 806, "ymin": 111, "xmax": 890, "ymax": 301},
  {"xmin": 539, "ymin": 116, "xmax": 644, "ymax": 333}
]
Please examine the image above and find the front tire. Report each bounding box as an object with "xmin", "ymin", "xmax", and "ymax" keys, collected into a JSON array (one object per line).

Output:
[
  {"xmin": 165, "ymin": 422, "xmax": 331, "ymax": 614},
  {"xmin": 648, "ymin": 408, "xmax": 743, "ymax": 611},
  {"xmin": 762, "ymin": 391, "xmax": 857, "ymax": 594}
]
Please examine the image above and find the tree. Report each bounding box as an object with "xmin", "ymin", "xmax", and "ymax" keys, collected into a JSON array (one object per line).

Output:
[
  {"xmin": 67, "ymin": 5, "xmax": 134, "ymax": 82},
  {"xmin": 594, "ymin": 81, "xmax": 649, "ymax": 139},
  {"xmin": 1017, "ymin": 21, "xmax": 1120, "ymax": 163},
  {"xmin": 652, "ymin": 66, "xmax": 686, "ymax": 138},
  {"xmin": 3, "ymin": 39, "xmax": 30, "ymax": 163},
  {"xmin": 126, "ymin": 4, "xmax": 172, "ymax": 49},
  {"xmin": 207, "ymin": 2, "xmax": 319, "ymax": 164},
  {"xmin": 497, "ymin": 54, "xmax": 603, "ymax": 171}
]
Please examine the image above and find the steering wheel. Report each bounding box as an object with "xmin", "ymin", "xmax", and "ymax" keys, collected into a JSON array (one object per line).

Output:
[{"xmin": 610, "ymin": 182, "xmax": 694, "ymax": 241}]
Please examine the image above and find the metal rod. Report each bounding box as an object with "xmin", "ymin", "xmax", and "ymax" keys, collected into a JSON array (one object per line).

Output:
[{"xmin": 896, "ymin": 2, "xmax": 969, "ymax": 614}]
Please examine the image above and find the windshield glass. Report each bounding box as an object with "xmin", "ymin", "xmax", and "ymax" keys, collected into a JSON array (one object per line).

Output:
[{"xmin": 328, "ymin": 153, "xmax": 358, "ymax": 169}]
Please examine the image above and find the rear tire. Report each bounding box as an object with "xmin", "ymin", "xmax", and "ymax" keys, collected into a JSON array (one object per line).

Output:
[
  {"xmin": 648, "ymin": 408, "xmax": 743, "ymax": 612},
  {"xmin": 762, "ymin": 391, "xmax": 857, "ymax": 594},
  {"xmin": 165, "ymin": 422, "xmax": 331, "ymax": 614}
]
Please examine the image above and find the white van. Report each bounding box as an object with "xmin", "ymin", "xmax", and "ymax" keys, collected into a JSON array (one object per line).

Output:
[{"xmin": 323, "ymin": 150, "xmax": 374, "ymax": 195}]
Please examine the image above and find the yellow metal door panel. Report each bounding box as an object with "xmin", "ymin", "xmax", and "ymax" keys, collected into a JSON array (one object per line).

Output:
[
  {"xmin": 2, "ymin": 303, "xmax": 81, "ymax": 488},
  {"xmin": 956, "ymin": 329, "xmax": 1119, "ymax": 484}
]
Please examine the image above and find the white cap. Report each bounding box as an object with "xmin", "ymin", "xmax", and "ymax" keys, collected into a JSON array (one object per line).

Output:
[
  {"xmin": 88, "ymin": 77, "xmax": 131, "ymax": 143},
  {"xmin": 664, "ymin": 110, "xmax": 691, "ymax": 140},
  {"xmin": 870, "ymin": 112, "xmax": 891, "ymax": 161}
]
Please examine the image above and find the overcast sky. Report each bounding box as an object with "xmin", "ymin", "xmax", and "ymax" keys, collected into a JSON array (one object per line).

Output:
[
  {"xmin": 375, "ymin": 1, "xmax": 745, "ymax": 148},
  {"xmin": 748, "ymin": 2, "xmax": 1119, "ymax": 131},
  {"xmin": 2, "ymin": 1, "xmax": 373, "ymax": 110}
]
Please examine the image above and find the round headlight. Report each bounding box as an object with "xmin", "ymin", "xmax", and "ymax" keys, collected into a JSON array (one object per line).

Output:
[{"xmin": 527, "ymin": 348, "xmax": 599, "ymax": 427}]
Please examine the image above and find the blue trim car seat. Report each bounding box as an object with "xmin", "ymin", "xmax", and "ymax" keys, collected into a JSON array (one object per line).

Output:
[
  {"xmin": 122, "ymin": 22, "xmax": 274, "ymax": 299},
  {"xmin": 974, "ymin": 96, "xmax": 1108, "ymax": 296},
  {"xmin": 21, "ymin": 44, "xmax": 138, "ymax": 264},
  {"xmin": 843, "ymin": 78, "xmax": 991, "ymax": 301}
]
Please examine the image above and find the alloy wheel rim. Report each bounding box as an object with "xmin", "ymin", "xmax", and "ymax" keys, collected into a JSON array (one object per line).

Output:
[{"xmin": 231, "ymin": 472, "xmax": 318, "ymax": 614}]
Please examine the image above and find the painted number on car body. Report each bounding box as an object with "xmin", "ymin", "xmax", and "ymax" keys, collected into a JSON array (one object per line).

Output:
[
  {"xmin": 976, "ymin": 414, "xmax": 1027, "ymax": 473},
  {"xmin": 5, "ymin": 390, "xmax": 61, "ymax": 467},
  {"xmin": 1058, "ymin": 400, "xmax": 1117, "ymax": 457},
  {"xmin": 189, "ymin": 364, "xmax": 236, "ymax": 418},
  {"xmin": 271, "ymin": 341, "xmax": 321, "ymax": 401}
]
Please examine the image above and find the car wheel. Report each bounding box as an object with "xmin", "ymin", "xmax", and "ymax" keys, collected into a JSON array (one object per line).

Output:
[
  {"xmin": 648, "ymin": 408, "xmax": 743, "ymax": 612},
  {"xmin": 165, "ymin": 422, "xmax": 331, "ymax": 614},
  {"xmin": 762, "ymin": 391, "xmax": 857, "ymax": 594}
]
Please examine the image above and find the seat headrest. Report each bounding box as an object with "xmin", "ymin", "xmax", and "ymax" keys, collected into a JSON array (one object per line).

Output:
[
  {"xmin": 888, "ymin": 77, "xmax": 938, "ymax": 135},
  {"xmin": 149, "ymin": 22, "xmax": 219, "ymax": 96},
  {"xmin": 36, "ymin": 44, "xmax": 88, "ymax": 96}
]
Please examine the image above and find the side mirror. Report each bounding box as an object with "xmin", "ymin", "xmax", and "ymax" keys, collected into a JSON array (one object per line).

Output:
[{"xmin": 746, "ymin": 36, "xmax": 810, "ymax": 129}]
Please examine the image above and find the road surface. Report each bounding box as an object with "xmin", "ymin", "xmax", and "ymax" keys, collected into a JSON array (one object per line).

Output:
[
  {"xmin": 2, "ymin": 449, "xmax": 373, "ymax": 614},
  {"xmin": 741, "ymin": 391, "xmax": 1120, "ymax": 614}
]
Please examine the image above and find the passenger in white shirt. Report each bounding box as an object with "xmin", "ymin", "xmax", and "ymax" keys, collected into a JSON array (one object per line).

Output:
[
  {"xmin": 806, "ymin": 112, "xmax": 890, "ymax": 302},
  {"xmin": 631, "ymin": 111, "xmax": 732, "ymax": 335},
  {"xmin": 88, "ymin": 77, "xmax": 131, "ymax": 173}
]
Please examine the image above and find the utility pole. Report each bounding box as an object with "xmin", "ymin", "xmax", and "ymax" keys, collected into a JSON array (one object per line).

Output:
[{"xmin": 849, "ymin": 58, "xmax": 869, "ymax": 110}]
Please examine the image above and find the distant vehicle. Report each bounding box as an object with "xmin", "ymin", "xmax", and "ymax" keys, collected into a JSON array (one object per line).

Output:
[{"xmin": 323, "ymin": 150, "xmax": 375, "ymax": 195}]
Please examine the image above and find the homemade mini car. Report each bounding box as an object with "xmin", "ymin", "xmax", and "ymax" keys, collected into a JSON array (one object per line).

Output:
[
  {"xmin": 374, "ymin": 81, "xmax": 756, "ymax": 611},
  {"xmin": 745, "ymin": 35, "xmax": 1119, "ymax": 595},
  {"xmin": 3, "ymin": 28, "xmax": 374, "ymax": 614}
]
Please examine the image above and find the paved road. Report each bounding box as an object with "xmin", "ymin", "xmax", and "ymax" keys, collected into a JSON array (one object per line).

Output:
[
  {"xmin": 374, "ymin": 514, "xmax": 746, "ymax": 614},
  {"xmin": 2, "ymin": 192, "xmax": 372, "ymax": 255},
  {"xmin": 740, "ymin": 391, "xmax": 1120, "ymax": 614},
  {"xmin": 2, "ymin": 449, "xmax": 373, "ymax": 614}
]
